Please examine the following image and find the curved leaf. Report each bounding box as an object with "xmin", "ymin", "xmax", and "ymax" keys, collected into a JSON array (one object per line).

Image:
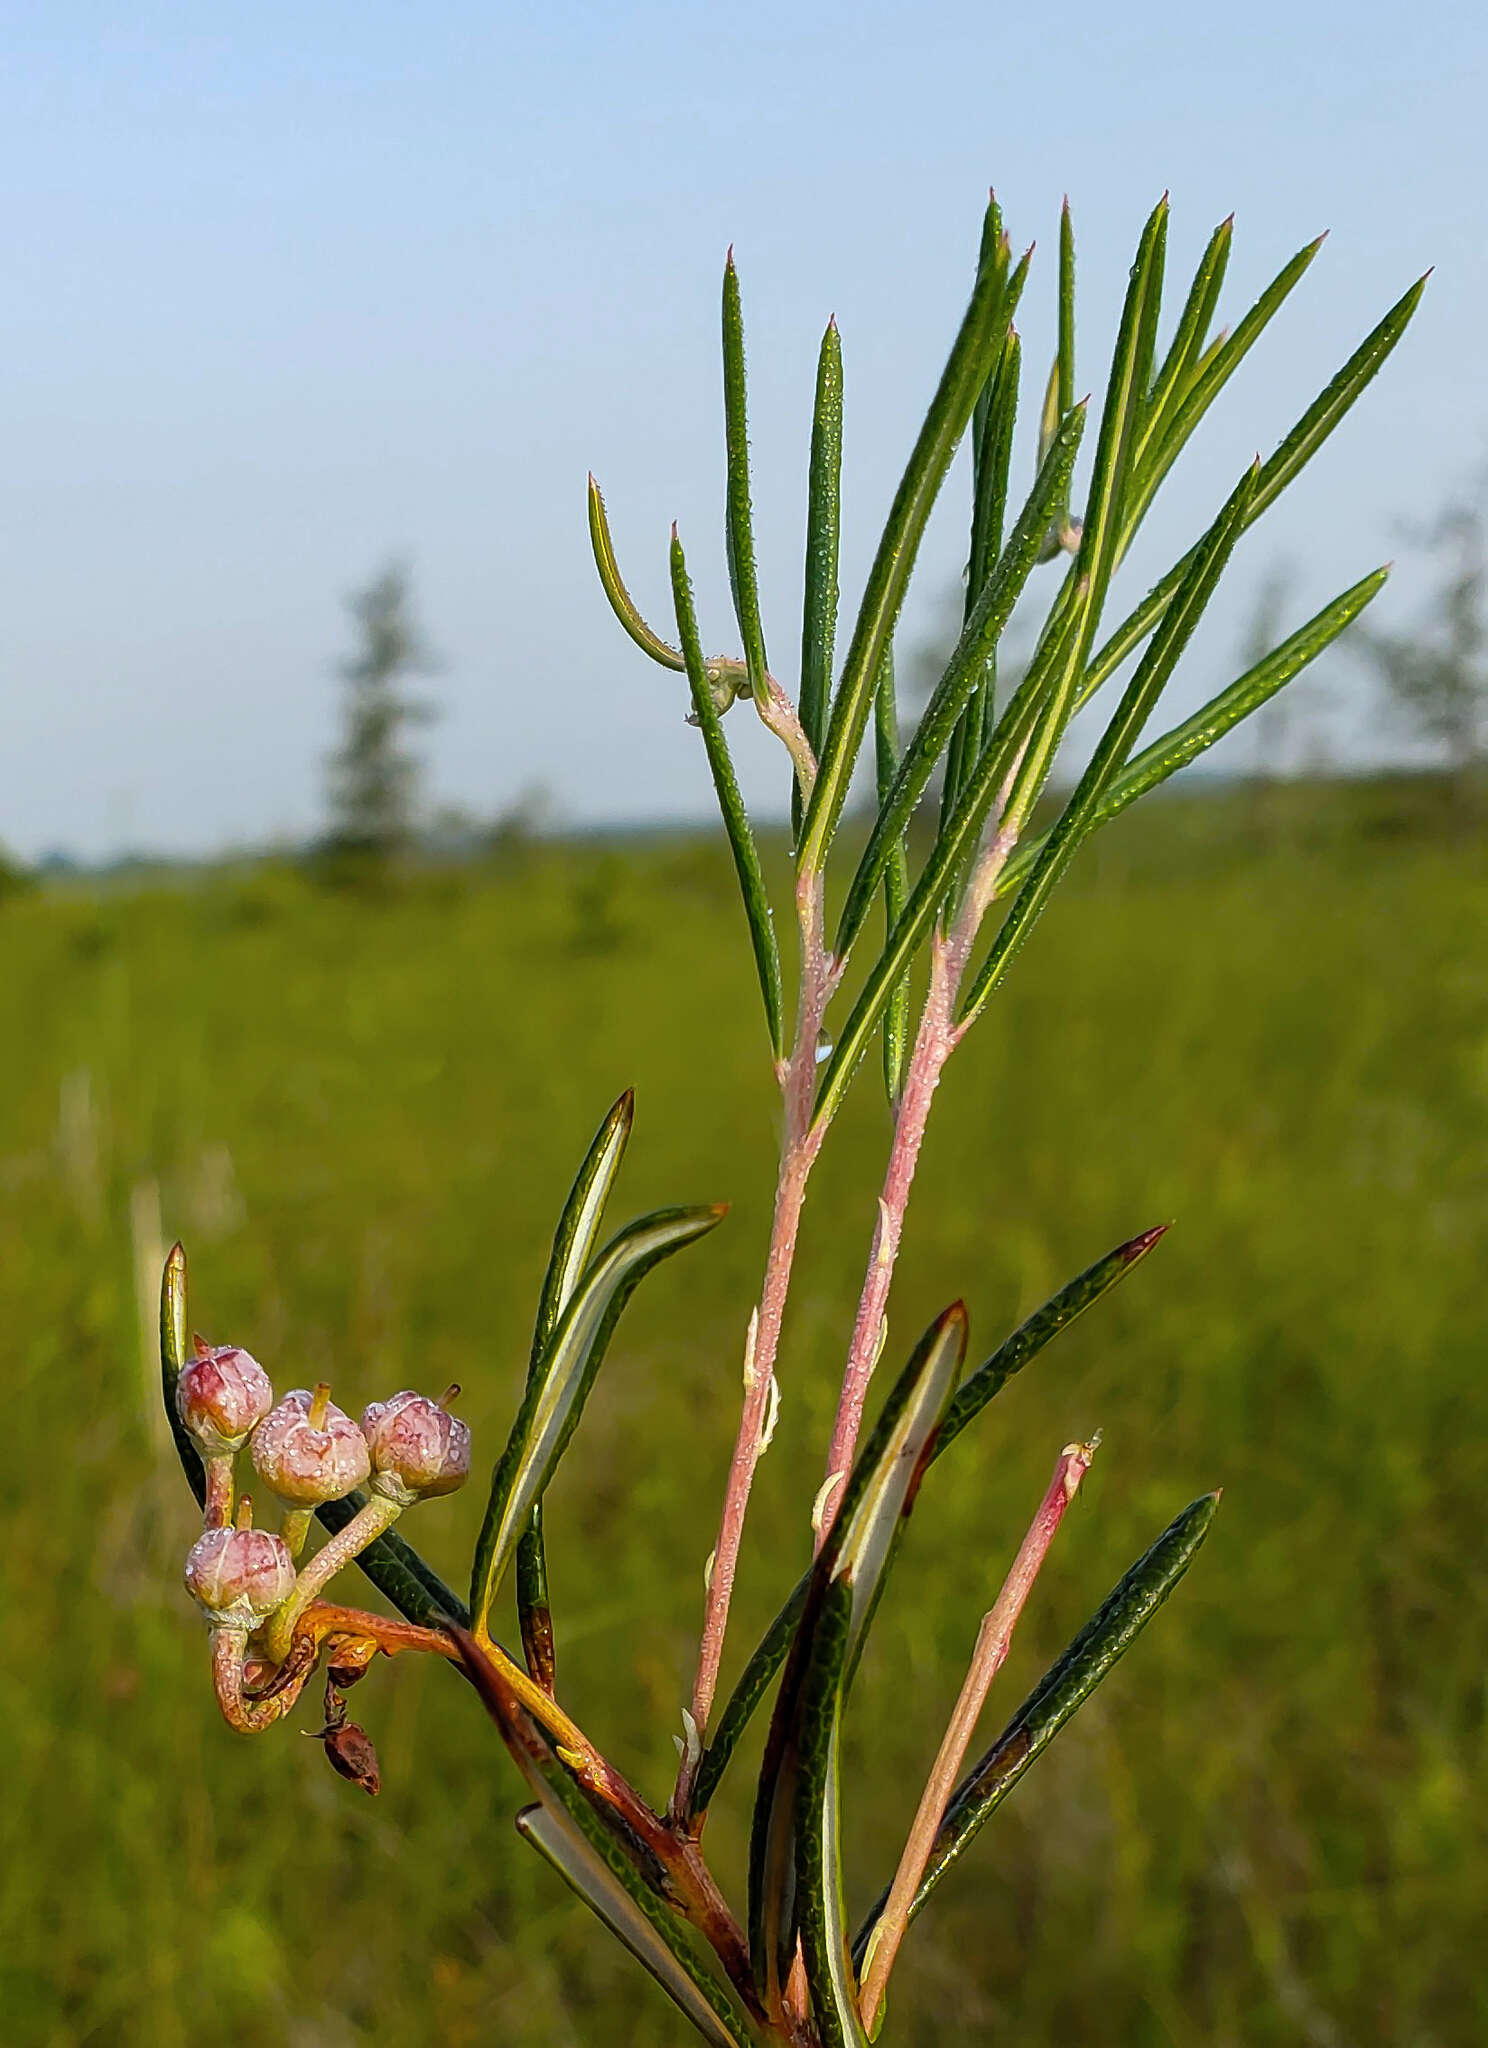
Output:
[
  {"xmin": 517, "ymin": 1090, "xmax": 636, "ymax": 1686},
  {"xmin": 588, "ymin": 475, "xmax": 686, "ymax": 671},
  {"xmin": 470, "ymin": 1203, "xmax": 726, "ymax": 1639}
]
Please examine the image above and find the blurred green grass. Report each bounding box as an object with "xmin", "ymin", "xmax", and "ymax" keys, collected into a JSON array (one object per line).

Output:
[{"xmin": 2, "ymin": 783, "xmax": 1484, "ymax": 2047}]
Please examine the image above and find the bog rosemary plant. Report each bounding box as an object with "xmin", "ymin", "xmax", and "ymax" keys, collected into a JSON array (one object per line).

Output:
[{"xmin": 165, "ymin": 193, "xmax": 1423, "ymax": 2044}]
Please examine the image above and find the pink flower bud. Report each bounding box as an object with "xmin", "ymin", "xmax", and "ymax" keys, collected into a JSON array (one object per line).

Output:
[
  {"xmin": 176, "ymin": 1345, "xmax": 274, "ymax": 1456},
  {"xmin": 251, "ymin": 1387, "xmax": 370, "ymax": 1506},
  {"xmin": 184, "ymin": 1524, "xmax": 296, "ymax": 1627},
  {"xmin": 361, "ymin": 1389, "xmax": 471, "ymax": 1505}
]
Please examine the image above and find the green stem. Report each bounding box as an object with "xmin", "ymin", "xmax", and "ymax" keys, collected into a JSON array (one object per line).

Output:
[{"xmin": 261, "ymin": 1495, "xmax": 403, "ymax": 1663}]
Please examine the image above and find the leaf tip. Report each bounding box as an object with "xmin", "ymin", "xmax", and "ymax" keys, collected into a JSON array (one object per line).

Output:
[{"xmin": 1121, "ymin": 1222, "xmax": 1170, "ymax": 1264}]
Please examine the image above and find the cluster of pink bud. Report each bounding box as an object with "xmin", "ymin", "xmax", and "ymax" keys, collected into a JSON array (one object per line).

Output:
[{"xmin": 180, "ymin": 1349, "xmax": 470, "ymax": 1650}]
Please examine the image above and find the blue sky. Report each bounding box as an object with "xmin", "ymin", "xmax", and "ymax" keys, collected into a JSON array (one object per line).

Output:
[{"xmin": 1, "ymin": 2, "xmax": 1481, "ymax": 860}]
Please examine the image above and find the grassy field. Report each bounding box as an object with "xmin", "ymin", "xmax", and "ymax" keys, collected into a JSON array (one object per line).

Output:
[{"xmin": 2, "ymin": 783, "xmax": 1484, "ymax": 2047}]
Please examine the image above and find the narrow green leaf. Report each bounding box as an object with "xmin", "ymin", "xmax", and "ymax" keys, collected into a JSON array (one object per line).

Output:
[
  {"xmin": 933, "ymin": 1223, "xmax": 1167, "ymax": 1460},
  {"xmin": 455, "ymin": 1633, "xmax": 756, "ymax": 2048},
  {"xmin": 1074, "ymin": 194, "xmax": 1169, "ymax": 615},
  {"xmin": 1037, "ymin": 196, "xmax": 1167, "ymax": 724},
  {"xmin": 874, "ymin": 649, "xmax": 910, "ymax": 1107},
  {"xmin": 1138, "ymin": 214, "xmax": 1233, "ymax": 465},
  {"xmin": 999, "ymin": 568, "xmax": 1390, "ymax": 902},
  {"xmin": 1246, "ymin": 269, "xmax": 1429, "ymax": 525},
  {"xmin": 959, "ymin": 459, "xmax": 1259, "ymax": 1028},
  {"xmin": 530, "ymin": 1091, "xmax": 636, "ymax": 1362},
  {"xmin": 837, "ymin": 398, "xmax": 1087, "ymax": 960},
  {"xmin": 749, "ymin": 1309, "xmax": 967, "ymax": 2021},
  {"xmin": 813, "ymin": 598, "xmax": 1081, "ymax": 1132},
  {"xmin": 799, "ymin": 318, "xmax": 844, "ymax": 777},
  {"xmin": 517, "ymin": 1804, "xmax": 754, "ymax": 2048},
  {"xmin": 721, "ymin": 252, "xmax": 771, "ymax": 704},
  {"xmin": 516, "ymin": 1090, "xmax": 636, "ymax": 1685},
  {"xmin": 1057, "ymin": 197, "xmax": 1076, "ymax": 426},
  {"xmin": 470, "ymin": 1203, "xmax": 726, "ymax": 1637},
  {"xmin": 670, "ymin": 529, "xmax": 785, "ymax": 1057},
  {"xmin": 1036, "ymin": 357, "xmax": 1060, "ymax": 475},
  {"xmin": 587, "ymin": 476, "xmax": 686, "ymax": 672},
  {"xmin": 853, "ymin": 1493, "xmax": 1220, "ymax": 1962},
  {"xmin": 159, "ymin": 1244, "xmax": 204, "ymax": 1509},
  {"xmin": 794, "ymin": 1598, "xmax": 867, "ymax": 2048},
  {"xmin": 1085, "ymin": 259, "xmax": 1424, "ymax": 713},
  {"xmin": 797, "ymin": 245, "xmax": 1014, "ymax": 874},
  {"xmin": 969, "ymin": 194, "xmax": 1007, "ymax": 460},
  {"xmin": 1119, "ymin": 231, "xmax": 1323, "ymax": 555},
  {"xmin": 516, "ymin": 1798, "xmax": 751, "ymax": 2047},
  {"xmin": 946, "ymin": 326, "xmax": 1022, "ymax": 823},
  {"xmin": 1085, "ymin": 269, "xmax": 1425, "ymax": 712},
  {"xmin": 690, "ymin": 1227, "xmax": 1165, "ymax": 1816},
  {"xmin": 989, "ymin": 196, "xmax": 1171, "ymax": 851},
  {"xmin": 968, "ymin": 327, "xmax": 1023, "ymax": 605}
]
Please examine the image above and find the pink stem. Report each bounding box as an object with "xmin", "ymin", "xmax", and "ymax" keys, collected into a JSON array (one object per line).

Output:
[
  {"xmin": 857, "ymin": 1437, "xmax": 1098, "ymax": 2033},
  {"xmin": 672, "ymin": 870, "xmax": 839, "ymax": 1819},
  {"xmin": 816, "ymin": 795, "xmax": 1026, "ymax": 1545}
]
